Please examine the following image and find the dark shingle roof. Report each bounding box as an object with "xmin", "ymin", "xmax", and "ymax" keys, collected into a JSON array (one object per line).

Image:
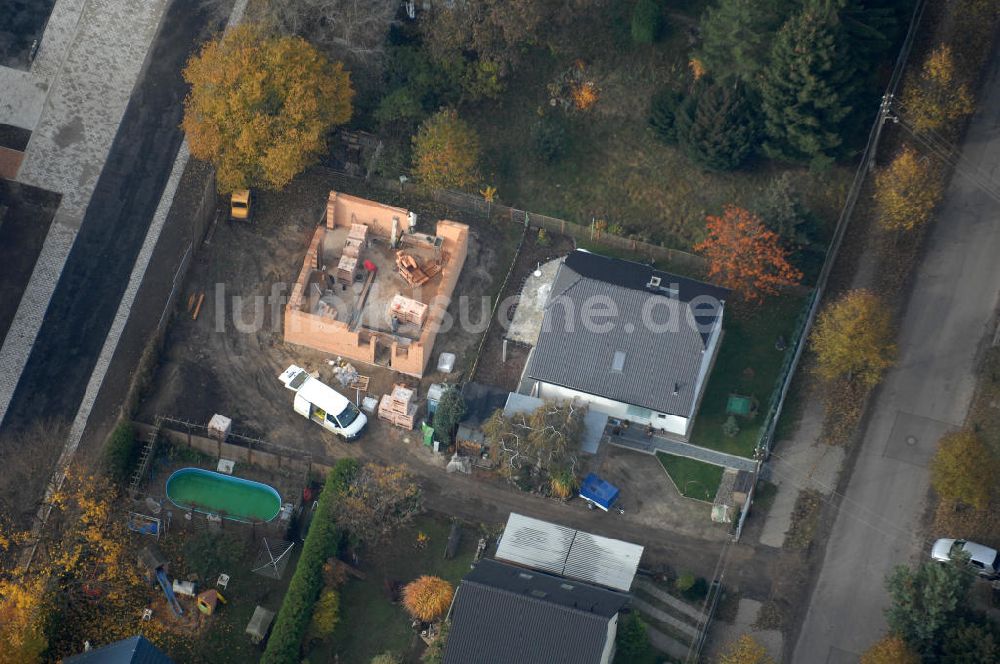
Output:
[
  {"xmin": 443, "ymin": 559, "xmax": 630, "ymax": 664},
  {"xmin": 562, "ymin": 250, "xmax": 729, "ymax": 303},
  {"xmin": 525, "ymin": 251, "xmax": 727, "ymax": 416},
  {"xmin": 64, "ymin": 636, "xmax": 173, "ymax": 664}
]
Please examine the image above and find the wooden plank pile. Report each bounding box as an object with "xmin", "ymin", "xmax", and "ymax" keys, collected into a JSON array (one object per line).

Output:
[
  {"xmin": 378, "ymin": 384, "xmax": 418, "ymax": 430},
  {"xmin": 388, "ymin": 294, "xmax": 428, "ymax": 327},
  {"xmin": 395, "ymin": 250, "xmax": 430, "ymax": 286}
]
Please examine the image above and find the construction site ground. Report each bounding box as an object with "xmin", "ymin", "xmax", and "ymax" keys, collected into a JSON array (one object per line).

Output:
[{"xmin": 129, "ymin": 167, "xmax": 825, "ymax": 664}]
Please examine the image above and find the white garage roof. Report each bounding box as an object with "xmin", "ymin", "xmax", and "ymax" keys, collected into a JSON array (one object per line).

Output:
[{"xmin": 495, "ymin": 513, "xmax": 644, "ymax": 591}]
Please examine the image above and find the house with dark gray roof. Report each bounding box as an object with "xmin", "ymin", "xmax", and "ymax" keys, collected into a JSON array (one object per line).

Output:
[
  {"xmin": 521, "ymin": 250, "xmax": 727, "ymax": 438},
  {"xmin": 443, "ymin": 558, "xmax": 631, "ymax": 664}
]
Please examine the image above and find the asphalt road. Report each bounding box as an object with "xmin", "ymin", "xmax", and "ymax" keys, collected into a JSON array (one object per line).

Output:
[
  {"xmin": 793, "ymin": 48, "xmax": 1000, "ymax": 662},
  {"xmin": 0, "ymin": 0, "xmax": 219, "ymax": 435}
]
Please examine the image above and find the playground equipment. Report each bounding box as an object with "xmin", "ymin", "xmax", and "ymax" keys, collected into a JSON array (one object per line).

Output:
[
  {"xmin": 127, "ymin": 512, "xmax": 162, "ymax": 539},
  {"xmin": 197, "ymin": 589, "xmax": 226, "ymax": 615},
  {"xmin": 166, "ymin": 468, "xmax": 282, "ymax": 523},
  {"xmin": 252, "ymin": 539, "xmax": 295, "ymax": 580},
  {"xmin": 139, "ymin": 546, "xmax": 183, "ymax": 617},
  {"xmin": 155, "ymin": 569, "xmax": 183, "ymax": 617}
]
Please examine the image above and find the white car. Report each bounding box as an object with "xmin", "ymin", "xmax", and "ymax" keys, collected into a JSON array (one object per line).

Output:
[{"xmin": 930, "ymin": 538, "xmax": 1000, "ymax": 578}]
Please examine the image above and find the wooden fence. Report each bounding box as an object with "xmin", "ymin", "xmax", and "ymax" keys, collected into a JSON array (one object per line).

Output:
[{"xmin": 324, "ymin": 167, "xmax": 707, "ymax": 275}]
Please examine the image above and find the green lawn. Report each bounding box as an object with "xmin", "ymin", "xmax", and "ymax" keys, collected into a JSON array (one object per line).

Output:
[
  {"xmin": 689, "ymin": 294, "xmax": 810, "ymax": 458},
  {"xmin": 309, "ymin": 514, "xmax": 479, "ymax": 663},
  {"xmin": 657, "ymin": 453, "xmax": 725, "ymax": 502},
  {"xmin": 158, "ymin": 530, "xmax": 298, "ymax": 663},
  {"xmin": 465, "ymin": 3, "xmax": 851, "ymax": 254}
]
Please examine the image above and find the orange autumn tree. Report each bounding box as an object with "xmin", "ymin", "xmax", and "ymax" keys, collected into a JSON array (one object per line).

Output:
[
  {"xmin": 402, "ymin": 576, "xmax": 454, "ymax": 622},
  {"xmin": 695, "ymin": 205, "xmax": 802, "ymax": 303},
  {"xmin": 182, "ymin": 23, "xmax": 354, "ymax": 193}
]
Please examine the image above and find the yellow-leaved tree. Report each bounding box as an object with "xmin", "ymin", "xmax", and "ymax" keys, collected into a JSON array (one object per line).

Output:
[
  {"xmin": 860, "ymin": 635, "xmax": 920, "ymax": 664},
  {"xmin": 717, "ymin": 634, "xmax": 774, "ymax": 664},
  {"xmin": 401, "ymin": 575, "xmax": 454, "ymax": 622},
  {"xmin": 811, "ymin": 290, "xmax": 895, "ymax": 387},
  {"xmin": 182, "ymin": 23, "xmax": 354, "ymax": 193},
  {"xmin": 873, "ymin": 146, "xmax": 943, "ymax": 233},
  {"xmin": 930, "ymin": 430, "xmax": 995, "ymax": 509},
  {"xmin": 411, "ymin": 109, "xmax": 480, "ymax": 189},
  {"xmin": 0, "ymin": 573, "xmax": 48, "ymax": 664},
  {"xmin": 901, "ymin": 43, "xmax": 974, "ymax": 135}
]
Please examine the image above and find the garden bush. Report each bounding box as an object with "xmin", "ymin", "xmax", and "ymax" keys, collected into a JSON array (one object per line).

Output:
[
  {"xmin": 631, "ymin": 0, "xmax": 664, "ymax": 44},
  {"xmin": 531, "ymin": 115, "xmax": 568, "ymax": 163},
  {"xmin": 682, "ymin": 577, "xmax": 709, "ymax": 602},
  {"xmin": 307, "ymin": 588, "xmax": 341, "ymax": 640},
  {"xmin": 675, "ymin": 572, "xmax": 695, "ymax": 593},
  {"xmin": 262, "ymin": 458, "xmax": 358, "ymax": 664},
  {"xmin": 102, "ymin": 421, "xmax": 137, "ymax": 485},
  {"xmin": 649, "ymin": 87, "xmax": 683, "ymax": 144}
]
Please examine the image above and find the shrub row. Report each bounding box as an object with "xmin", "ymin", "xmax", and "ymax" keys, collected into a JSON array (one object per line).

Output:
[
  {"xmin": 102, "ymin": 421, "xmax": 138, "ymax": 485},
  {"xmin": 261, "ymin": 458, "xmax": 358, "ymax": 664}
]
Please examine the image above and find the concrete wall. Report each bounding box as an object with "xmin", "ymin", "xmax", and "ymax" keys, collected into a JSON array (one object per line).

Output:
[
  {"xmin": 284, "ymin": 194, "xmax": 469, "ymax": 377},
  {"xmin": 137, "ymin": 421, "xmax": 334, "ymax": 477}
]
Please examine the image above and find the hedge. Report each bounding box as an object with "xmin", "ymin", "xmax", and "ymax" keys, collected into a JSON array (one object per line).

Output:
[
  {"xmin": 262, "ymin": 458, "xmax": 358, "ymax": 664},
  {"xmin": 102, "ymin": 421, "xmax": 138, "ymax": 485}
]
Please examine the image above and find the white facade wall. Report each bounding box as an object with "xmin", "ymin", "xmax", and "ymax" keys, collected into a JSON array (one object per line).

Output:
[
  {"xmin": 600, "ymin": 613, "xmax": 619, "ymax": 664},
  {"xmin": 533, "ymin": 381, "xmax": 689, "ymax": 436},
  {"xmin": 689, "ymin": 306, "xmax": 724, "ymax": 420}
]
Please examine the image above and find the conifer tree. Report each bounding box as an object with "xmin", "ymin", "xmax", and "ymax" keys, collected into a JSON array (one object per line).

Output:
[
  {"xmin": 676, "ymin": 80, "xmax": 760, "ymax": 171},
  {"xmin": 698, "ymin": 0, "xmax": 784, "ymax": 82},
  {"xmin": 760, "ymin": 8, "xmax": 861, "ymax": 165}
]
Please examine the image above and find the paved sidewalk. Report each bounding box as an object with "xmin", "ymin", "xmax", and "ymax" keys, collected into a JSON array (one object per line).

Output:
[
  {"xmin": 631, "ymin": 597, "xmax": 700, "ymax": 639},
  {"xmin": 758, "ymin": 395, "xmax": 845, "ymax": 548},
  {"xmin": 607, "ymin": 427, "xmax": 758, "ymax": 472},
  {"xmin": 794, "ymin": 40, "xmax": 1000, "ymax": 663},
  {"xmin": 0, "ymin": 0, "xmax": 170, "ymax": 426},
  {"xmin": 634, "ymin": 578, "xmax": 708, "ymax": 622}
]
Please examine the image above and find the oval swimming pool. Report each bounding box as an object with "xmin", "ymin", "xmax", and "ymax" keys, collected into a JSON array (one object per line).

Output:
[{"xmin": 166, "ymin": 468, "xmax": 282, "ymax": 523}]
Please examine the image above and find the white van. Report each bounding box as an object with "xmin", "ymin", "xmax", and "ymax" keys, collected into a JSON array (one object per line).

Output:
[{"xmin": 278, "ymin": 365, "xmax": 367, "ymax": 440}]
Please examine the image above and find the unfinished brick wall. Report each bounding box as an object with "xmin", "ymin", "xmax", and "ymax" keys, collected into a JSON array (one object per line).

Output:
[
  {"xmin": 326, "ymin": 191, "xmax": 412, "ymax": 237},
  {"xmin": 390, "ymin": 220, "xmax": 469, "ymax": 375},
  {"xmin": 284, "ymin": 194, "xmax": 469, "ymax": 377},
  {"xmin": 283, "ymin": 224, "xmax": 377, "ymax": 363}
]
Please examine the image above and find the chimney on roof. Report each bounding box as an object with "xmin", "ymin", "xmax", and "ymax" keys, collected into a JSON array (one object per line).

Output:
[{"xmin": 673, "ymin": 382, "xmax": 680, "ymax": 396}]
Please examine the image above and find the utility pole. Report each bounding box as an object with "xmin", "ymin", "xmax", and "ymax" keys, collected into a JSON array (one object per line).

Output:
[{"xmin": 867, "ymin": 93, "xmax": 894, "ymax": 172}]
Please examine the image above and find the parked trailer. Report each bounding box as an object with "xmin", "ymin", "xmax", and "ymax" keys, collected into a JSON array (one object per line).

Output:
[{"xmin": 579, "ymin": 473, "xmax": 621, "ymax": 512}]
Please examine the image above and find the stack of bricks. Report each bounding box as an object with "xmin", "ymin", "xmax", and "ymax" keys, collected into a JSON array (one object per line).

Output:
[
  {"xmin": 344, "ymin": 223, "xmax": 367, "ymax": 258},
  {"xmin": 389, "ymin": 294, "xmax": 428, "ymax": 327},
  {"xmin": 378, "ymin": 384, "xmax": 418, "ymax": 430}
]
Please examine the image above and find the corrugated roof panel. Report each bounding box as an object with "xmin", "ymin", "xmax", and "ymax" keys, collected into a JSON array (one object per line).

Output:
[
  {"xmin": 495, "ymin": 513, "xmax": 575, "ymax": 575},
  {"xmin": 563, "ymin": 531, "xmax": 644, "ymax": 592},
  {"xmin": 495, "ymin": 513, "xmax": 644, "ymax": 591}
]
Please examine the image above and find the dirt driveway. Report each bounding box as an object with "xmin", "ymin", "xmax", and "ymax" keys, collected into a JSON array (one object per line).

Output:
[
  {"xmin": 136, "ymin": 165, "xmax": 784, "ymax": 599},
  {"xmin": 139, "ymin": 167, "xmax": 514, "ymax": 443}
]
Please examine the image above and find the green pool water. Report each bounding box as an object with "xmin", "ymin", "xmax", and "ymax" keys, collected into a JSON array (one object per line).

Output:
[{"xmin": 166, "ymin": 468, "xmax": 281, "ymax": 522}]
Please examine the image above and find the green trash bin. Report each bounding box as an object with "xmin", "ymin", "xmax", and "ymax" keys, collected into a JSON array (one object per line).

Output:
[{"xmin": 421, "ymin": 423, "xmax": 435, "ymax": 447}]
